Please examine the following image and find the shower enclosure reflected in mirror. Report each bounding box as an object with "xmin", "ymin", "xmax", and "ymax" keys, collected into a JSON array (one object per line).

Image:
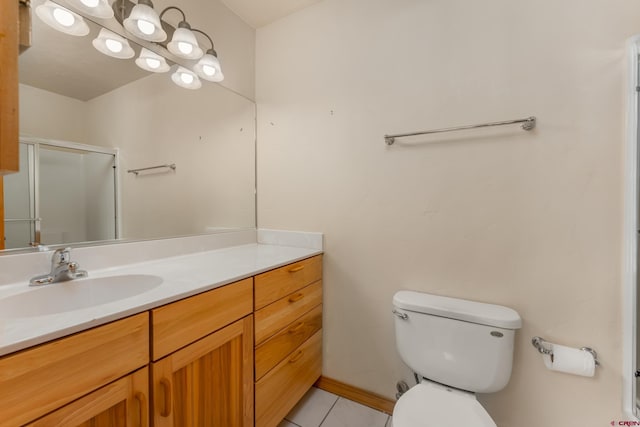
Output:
[
  {"xmin": 5, "ymin": 0, "xmax": 256, "ymax": 252},
  {"xmin": 4, "ymin": 138, "xmax": 118, "ymax": 249}
]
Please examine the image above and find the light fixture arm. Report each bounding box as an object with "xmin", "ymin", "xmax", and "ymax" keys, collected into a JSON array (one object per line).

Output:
[
  {"xmin": 118, "ymin": 0, "xmax": 154, "ymax": 15},
  {"xmin": 192, "ymin": 28, "xmax": 216, "ymax": 56},
  {"xmin": 159, "ymin": 6, "xmax": 189, "ymax": 28}
]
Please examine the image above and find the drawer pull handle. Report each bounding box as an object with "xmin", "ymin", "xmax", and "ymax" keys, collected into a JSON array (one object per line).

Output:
[
  {"xmin": 289, "ymin": 350, "xmax": 304, "ymax": 363},
  {"xmin": 288, "ymin": 322, "xmax": 305, "ymax": 333},
  {"xmin": 288, "ymin": 265, "xmax": 305, "ymax": 273},
  {"xmin": 135, "ymin": 392, "xmax": 147, "ymax": 427},
  {"xmin": 159, "ymin": 378, "xmax": 172, "ymax": 417},
  {"xmin": 288, "ymin": 293, "xmax": 304, "ymax": 303}
]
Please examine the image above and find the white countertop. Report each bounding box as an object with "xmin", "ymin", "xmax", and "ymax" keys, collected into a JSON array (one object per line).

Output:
[{"xmin": 0, "ymin": 242, "xmax": 322, "ymax": 357}]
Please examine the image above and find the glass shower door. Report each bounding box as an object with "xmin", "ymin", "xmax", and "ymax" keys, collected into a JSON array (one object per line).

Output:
[
  {"xmin": 38, "ymin": 145, "xmax": 117, "ymax": 245},
  {"xmin": 3, "ymin": 140, "xmax": 118, "ymax": 250}
]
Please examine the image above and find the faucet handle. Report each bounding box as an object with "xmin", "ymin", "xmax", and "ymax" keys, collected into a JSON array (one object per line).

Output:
[{"xmin": 52, "ymin": 247, "xmax": 72, "ymax": 265}]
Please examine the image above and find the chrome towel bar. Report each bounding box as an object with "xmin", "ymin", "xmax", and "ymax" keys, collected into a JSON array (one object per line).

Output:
[
  {"xmin": 384, "ymin": 116, "xmax": 536, "ymax": 145},
  {"xmin": 127, "ymin": 163, "xmax": 176, "ymax": 175}
]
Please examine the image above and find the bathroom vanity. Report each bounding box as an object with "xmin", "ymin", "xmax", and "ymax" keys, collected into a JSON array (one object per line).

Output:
[{"xmin": 0, "ymin": 241, "xmax": 323, "ymax": 427}]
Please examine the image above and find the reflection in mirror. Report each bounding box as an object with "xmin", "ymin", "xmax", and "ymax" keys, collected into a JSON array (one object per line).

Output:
[
  {"xmin": 636, "ymin": 49, "xmax": 640, "ymax": 418},
  {"xmin": 6, "ymin": 0, "xmax": 256, "ymax": 252},
  {"xmin": 4, "ymin": 138, "xmax": 118, "ymax": 249}
]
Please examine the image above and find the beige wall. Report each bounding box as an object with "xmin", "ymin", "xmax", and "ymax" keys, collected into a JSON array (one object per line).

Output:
[
  {"xmin": 256, "ymin": 0, "xmax": 640, "ymax": 425},
  {"xmin": 86, "ymin": 73, "xmax": 256, "ymax": 239},
  {"xmin": 19, "ymin": 84, "xmax": 88, "ymax": 143}
]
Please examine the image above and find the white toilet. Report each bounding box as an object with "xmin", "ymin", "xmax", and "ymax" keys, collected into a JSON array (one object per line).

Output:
[{"xmin": 392, "ymin": 291, "xmax": 522, "ymax": 427}]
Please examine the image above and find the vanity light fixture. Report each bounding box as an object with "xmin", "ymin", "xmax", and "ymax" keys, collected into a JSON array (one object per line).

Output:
[
  {"xmin": 67, "ymin": 0, "xmax": 113, "ymax": 19},
  {"xmin": 122, "ymin": 0, "xmax": 166, "ymax": 42},
  {"xmin": 171, "ymin": 66, "xmax": 201, "ymax": 90},
  {"xmin": 35, "ymin": 0, "xmax": 89, "ymax": 36},
  {"xmin": 135, "ymin": 47, "xmax": 170, "ymax": 72},
  {"xmin": 160, "ymin": 7, "xmax": 203, "ymax": 60},
  {"xmin": 35, "ymin": 0, "xmax": 225, "ymax": 90},
  {"xmin": 92, "ymin": 28, "xmax": 135, "ymax": 59},
  {"xmin": 192, "ymin": 29, "xmax": 224, "ymax": 82}
]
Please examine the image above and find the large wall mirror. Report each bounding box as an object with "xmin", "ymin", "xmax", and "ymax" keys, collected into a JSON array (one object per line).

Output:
[{"xmin": 5, "ymin": 0, "xmax": 256, "ymax": 251}]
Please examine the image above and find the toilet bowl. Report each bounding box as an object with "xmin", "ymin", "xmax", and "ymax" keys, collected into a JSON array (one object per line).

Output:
[
  {"xmin": 392, "ymin": 291, "xmax": 521, "ymax": 427},
  {"xmin": 392, "ymin": 381, "xmax": 495, "ymax": 427}
]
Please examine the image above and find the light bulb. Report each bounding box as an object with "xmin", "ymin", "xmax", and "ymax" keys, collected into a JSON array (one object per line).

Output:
[
  {"xmin": 171, "ymin": 67, "xmax": 201, "ymax": 89},
  {"xmin": 136, "ymin": 48, "xmax": 169, "ymax": 73},
  {"xmin": 202, "ymin": 65, "xmax": 216, "ymax": 76},
  {"xmin": 180, "ymin": 73, "xmax": 194, "ymax": 84},
  {"xmin": 53, "ymin": 7, "xmax": 75, "ymax": 27},
  {"xmin": 93, "ymin": 28, "xmax": 134, "ymax": 59},
  {"xmin": 194, "ymin": 53, "xmax": 223, "ymax": 82},
  {"xmin": 167, "ymin": 27, "xmax": 202, "ymax": 59},
  {"xmin": 137, "ymin": 19, "xmax": 155, "ymax": 35},
  {"xmin": 178, "ymin": 42, "xmax": 193, "ymax": 55},
  {"xmin": 105, "ymin": 39, "xmax": 123, "ymax": 53},
  {"xmin": 68, "ymin": 0, "xmax": 113, "ymax": 19},
  {"xmin": 145, "ymin": 57, "xmax": 160, "ymax": 69}
]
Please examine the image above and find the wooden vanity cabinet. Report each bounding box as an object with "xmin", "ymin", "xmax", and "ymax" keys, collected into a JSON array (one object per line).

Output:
[
  {"xmin": 254, "ymin": 255, "xmax": 323, "ymax": 427},
  {"xmin": 0, "ymin": 256, "xmax": 323, "ymax": 427},
  {"xmin": 0, "ymin": 313, "xmax": 149, "ymax": 427},
  {"xmin": 25, "ymin": 367, "xmax": 149, "ymax": 427},
  {"xmin": 150, "ymin": 278, "xmax": 254, "ymax": 427}
]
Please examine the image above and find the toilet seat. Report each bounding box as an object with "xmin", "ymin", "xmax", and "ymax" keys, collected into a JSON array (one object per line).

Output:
[{"xmin": 392, "ymin": 381, "xmax": 496, "ymax": 427}]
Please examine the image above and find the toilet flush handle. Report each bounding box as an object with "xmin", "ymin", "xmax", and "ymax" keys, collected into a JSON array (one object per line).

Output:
[{"xmin": 392, "ymin": 309, "xmax": 409, "ymax": 320}]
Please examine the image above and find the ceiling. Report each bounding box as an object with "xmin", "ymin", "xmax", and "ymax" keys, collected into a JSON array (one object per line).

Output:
[
  {"xmin": 19, "ymin": 6, "xmax": 150, "ymax": 101},
  {"xmin": 220, "ymin": 0, "xmax": 323, "ymax": 29}
]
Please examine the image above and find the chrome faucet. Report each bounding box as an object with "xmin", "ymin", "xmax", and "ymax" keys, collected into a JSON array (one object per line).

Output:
[{"xmin": 29, "ymin": 247, "xmax": 88, "ymax": 286}]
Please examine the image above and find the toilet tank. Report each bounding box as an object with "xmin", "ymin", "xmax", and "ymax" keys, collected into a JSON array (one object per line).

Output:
[{"xmin": 393, "ymin": 291, "xmax": 522, "ymax": 393}]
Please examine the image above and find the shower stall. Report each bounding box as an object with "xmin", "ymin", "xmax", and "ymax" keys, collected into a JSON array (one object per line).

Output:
[{"xmin": 3, "ymin": 137, "xmax": 119, "ymax": 250}]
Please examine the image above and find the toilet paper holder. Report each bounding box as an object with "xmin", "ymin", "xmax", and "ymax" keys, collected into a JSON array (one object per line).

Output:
[{"xmin": 531, "ymin": 336, "xmax": 600, "ymax": 367}]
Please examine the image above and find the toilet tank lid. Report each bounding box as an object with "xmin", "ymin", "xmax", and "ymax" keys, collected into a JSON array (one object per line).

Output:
[{"xmin": 393, "ymin": 291, "xmax": 522, "ymax": 329}]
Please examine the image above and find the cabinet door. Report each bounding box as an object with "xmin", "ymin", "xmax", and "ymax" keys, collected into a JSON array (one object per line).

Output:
[
  {"xmin": 0, "ymin": 313, "xmax": 149, "ymax": 427},
  {"xmin": 153, "ymin": 316, "xmax": 254, "ymax": 427},
  {"xmin": 26, "ymin": 367, "xmax": 149, "ymax": 427},
  {"xmin": 0, "ymin": 0, "xmax": 19, "ymax": 175}
]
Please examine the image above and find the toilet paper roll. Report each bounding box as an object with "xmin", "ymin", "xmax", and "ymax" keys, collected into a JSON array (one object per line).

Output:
[{"xmin": 542, "ymin": 343, "xmax": 596, "ymax": 377}]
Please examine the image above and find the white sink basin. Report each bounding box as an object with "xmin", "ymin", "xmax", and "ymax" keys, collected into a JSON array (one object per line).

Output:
[{"xmin": 0, "ymin": 274, "xmax": 163, "ymax": 318}]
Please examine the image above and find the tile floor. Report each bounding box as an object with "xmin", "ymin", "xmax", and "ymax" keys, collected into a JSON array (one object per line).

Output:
[{"xmin": 277, "ymin": 387, "xmax": 392, "ymax": 427}]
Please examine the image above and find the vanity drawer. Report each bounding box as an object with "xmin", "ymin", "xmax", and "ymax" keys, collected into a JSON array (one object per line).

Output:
[
  {"xmin": 255, "ymin": 255, "xmax": 322, "ymax": 310},
  {"xmin": 255, "ymin": 304, "xmax": 323, "ymax": 380},
  {"xmin": 152, "ymin": 278, "xmax": 253, "ymax": 360},
  {"xmin": 0, "ymin": 313, "xmax": 149, "ymax": 427},
  {"xmin": 254, "ymin": 280, "xmax": 322, "ymax": 345},
  {"xmin": 255, "ymin": 331, "xmax": 322, "ymax": 427}
]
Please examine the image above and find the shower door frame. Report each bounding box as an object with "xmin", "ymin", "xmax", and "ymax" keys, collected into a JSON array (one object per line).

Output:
[{"xmin": 9, "ymin": 136, "xmax": 121, "ymax": 248}]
